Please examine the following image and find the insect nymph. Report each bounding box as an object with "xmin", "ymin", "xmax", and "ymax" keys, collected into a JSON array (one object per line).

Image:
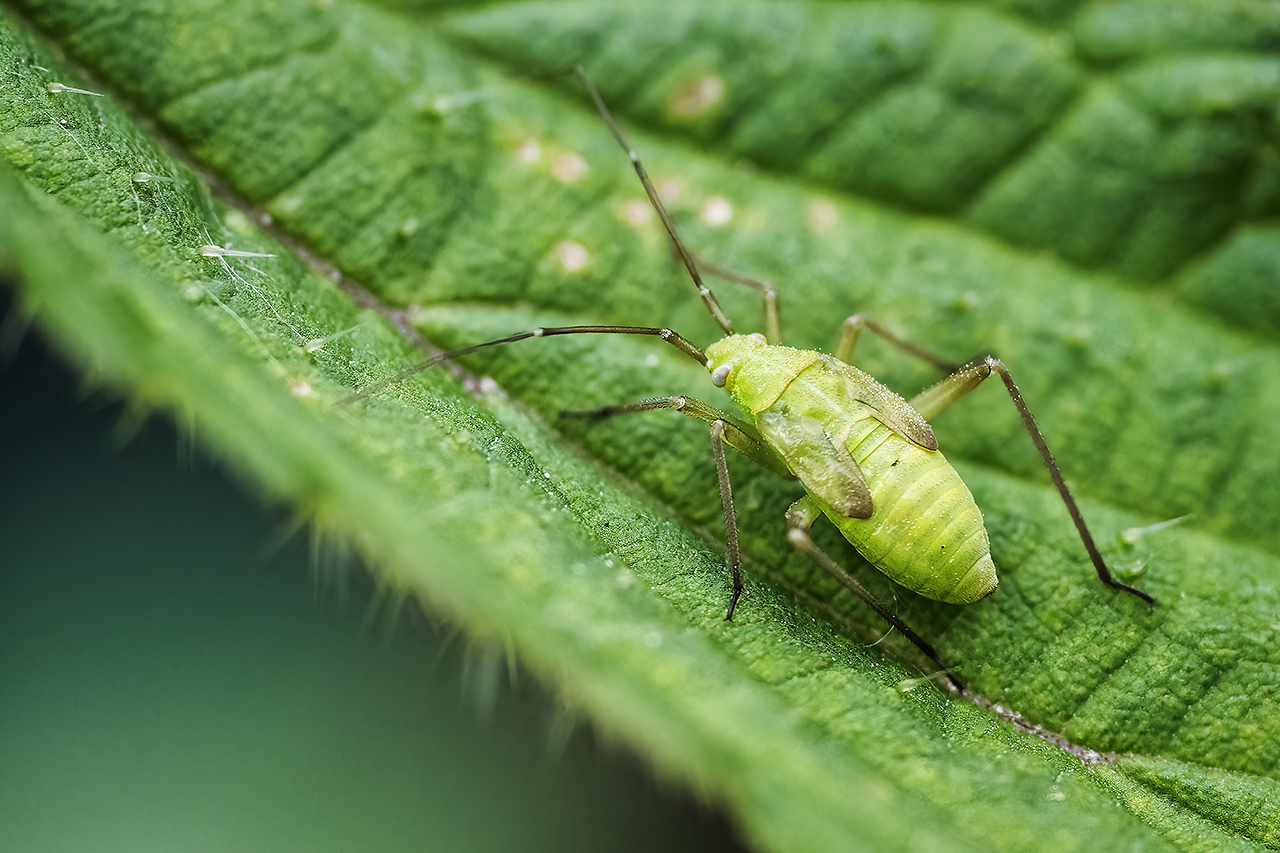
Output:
[{"xmin": 354, "ymin": 70, "xmax": 1154, "ymax": 684}]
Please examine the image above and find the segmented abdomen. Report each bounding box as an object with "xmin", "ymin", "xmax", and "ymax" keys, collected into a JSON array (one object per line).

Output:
[
  {"xmin": 714, "ymin": 338, "xmax": 998, "ymax": 604},
  {"xmin": 816, "ymin": 413, "xmax": 996, "ymax": 603}
]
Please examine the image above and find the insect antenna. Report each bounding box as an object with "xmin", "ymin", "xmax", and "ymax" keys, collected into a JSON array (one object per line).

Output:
[
  {"xmin": 338, "ymin": 324, "xmax": 708, "ymax": 406},
  {"xmin": 573, "ymin": 67, "xmax": 734, "ymax": 336}
]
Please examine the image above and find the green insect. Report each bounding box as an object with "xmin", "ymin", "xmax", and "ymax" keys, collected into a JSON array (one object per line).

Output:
[{"xmin": 352, "ymin": 70, "xmax": 1154, "ymax": 685}]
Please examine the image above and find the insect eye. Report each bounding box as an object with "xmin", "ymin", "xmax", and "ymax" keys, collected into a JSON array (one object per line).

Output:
[{"xmin": 711, "ymin": 363, "xmax": 732, "ymax": 388}]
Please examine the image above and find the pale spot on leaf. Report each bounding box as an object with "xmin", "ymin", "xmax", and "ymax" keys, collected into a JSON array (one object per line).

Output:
[
  {"xmin": 670, "ymin": 75, "xmax": 725, "ymax": 118},
  {"xmin": 623, "ymin": 198, "xmax": 653, "ymax": 226},
  {"xmin": 275, "ymin": 193, "xmax": 303, "ymax": 215},
  {"xmin": 556, "ymin": 241, "xmax": 590, "ymax": 271},
  {"xmin": 657, "ymin": 178, "xmax": 683, "ymax": 203},
  {"xmin": 551, "ymin": 152, "xmax": 588, "ymax": 183},
  {"xmin": 701, "ymin": 195, "xmax": 733, "ymax": 226},
  {"xmin": 515, "ymin": 138, "xmax": 541, "ymax": 163},
  {"xmin": 808, "ymin": 200, "xmax": 838, "ymax": 229}
]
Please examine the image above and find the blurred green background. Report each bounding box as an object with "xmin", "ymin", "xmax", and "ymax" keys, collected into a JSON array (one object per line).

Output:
[{"xmin": 0, "ymin": 315, "xmax": 748, "ymax": 853}]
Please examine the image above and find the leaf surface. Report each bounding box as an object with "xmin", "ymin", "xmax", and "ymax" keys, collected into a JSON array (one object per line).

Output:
[{"xmin": 3, "ymin": 2, "xmax": 1279, "ymax": 850}]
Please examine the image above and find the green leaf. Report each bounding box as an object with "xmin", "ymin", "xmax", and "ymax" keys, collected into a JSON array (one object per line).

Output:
[{"xmin": 3, "ymin": 1, "xmax": 1279, "ymax": 850}]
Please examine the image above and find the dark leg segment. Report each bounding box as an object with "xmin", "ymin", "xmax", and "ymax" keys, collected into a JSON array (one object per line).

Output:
[
  {"xmin": 563, "ymin": 395, "xmax": 792, "ymax": 619},
  {"xmin": 562, "ymin": 395, "xmax": 790, "ymax": 476},
  {"xmin": 910, "ymin": 356, "xmax": 1156, "ymax": 604},
  {"xmin": 709, "ymin": 421, "xmax": 743, "ymax": 619},
  {"xmin": 831, "ymin": 309, "xmax": 1153, "ymax": 604},
  {"xmin": 692, "ymin": 255, "xmax": 781, "ymax": 345},
  {"xmin": 340, "ymin": 324, "xmax": 709, "ymax": 406},
  {"xmin": 836, "ymin": 314, "xmax": 961, "ymax": 373},
  {"xmin": 786, "ymin": 496, "xmax": 963, "ymax": 692}
]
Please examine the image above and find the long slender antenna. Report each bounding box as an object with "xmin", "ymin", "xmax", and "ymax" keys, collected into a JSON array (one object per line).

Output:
[
  {"xmin": 573, "ymin": 67, "xmax": 734, "ymax": 336},
  {"xmin": 338, "ymin": 324, "xmax": 708, "ymax": 405}
]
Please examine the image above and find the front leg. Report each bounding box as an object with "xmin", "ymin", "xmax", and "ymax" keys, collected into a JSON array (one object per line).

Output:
[
  {"xmin": 562, "ymin": 395, "xmax": 790, "ymax": 476},
  {"xmin": 562, "ymin": 396, "xmax": 786, "ymax": 618}
]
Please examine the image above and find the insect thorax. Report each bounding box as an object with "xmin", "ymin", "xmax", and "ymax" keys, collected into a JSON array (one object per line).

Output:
[{"xmin": 705, "ymin": 334, "xmax": 819, "ymax": 415}]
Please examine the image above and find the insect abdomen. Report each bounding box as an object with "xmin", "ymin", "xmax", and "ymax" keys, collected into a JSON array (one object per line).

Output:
[
  {"xmin": 819, "ymin": 415, "xmax": 996, "ymax": 604},
  {"xmin": 709, "ymin": 337, "xmax": 998, "ymax": 604}
]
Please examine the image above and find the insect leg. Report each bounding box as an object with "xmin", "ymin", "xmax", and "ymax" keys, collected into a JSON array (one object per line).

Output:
[
  {"xmin": 909, "ymin": 357, "xmax": 1156, "ymax": 605},
  {"xmin": 785, "ymin": 496, "xmax": 963, "ymax": 692},
  {"xmin": 563, "ymin": 396, "xmax": 790, "ymax": 619},
  {"xmin": 835, "ymin": 314, "xmax": 960, "ymax": 373},
  {"xmin": 563, "ymin": 395, "xmax": 790, "ymax": 476},
  {"xmin": 690, "ymin": 256, "xmax": 781, "ymax": 344},
  {"xmin": 709, "ymin": 420, "xmax": 744, "ymax": 619}
]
